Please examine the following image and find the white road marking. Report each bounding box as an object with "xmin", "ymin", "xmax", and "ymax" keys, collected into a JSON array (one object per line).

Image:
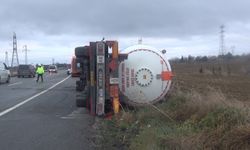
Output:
[
  {"xmin": 0, "ymin": 76, "xmax": 70, "ymax": 117},
  {"xmin": 61, "ymin": 108, "xmax": 86, "ymax": 119},
  {"xmin": 8, "ymin": 82, "xmax": 23, "ymax": 86}
]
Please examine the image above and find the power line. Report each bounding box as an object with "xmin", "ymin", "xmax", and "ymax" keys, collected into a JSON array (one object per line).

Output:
[
  {"xmin": 5, "ymin": 51, "xmax": 9, "ymax": 67},
  {"xmin": 11, "ymin": 32, "xmax": 19, "ymax": 67},
  {"xmin": 220, "ymin": 25, "xmax": 225, "ymax": 56},
  {"xmin": 231, "ymin": 46, "xmax": 235, "ymax": 55},
  {"xmin": 138, "ymin": 37, "xmax": 143, "ymax": 44},
  {"xmin": 23, "ymin": 45, "xmax": 30, "ymax": 64}
]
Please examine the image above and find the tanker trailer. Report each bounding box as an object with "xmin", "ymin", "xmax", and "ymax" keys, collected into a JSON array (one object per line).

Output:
[
  {"xmin": 75, "ymin": 41, "xmax": 172, "ymax": 116},
  {"xmin": 119, "ymin": 44, "xmax": 172, "ymax": 106}
]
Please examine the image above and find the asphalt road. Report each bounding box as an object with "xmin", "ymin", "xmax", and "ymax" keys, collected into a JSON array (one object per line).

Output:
[{"xmin": 0, "ymin": 71, "xmax": 95, "ymax": 150}]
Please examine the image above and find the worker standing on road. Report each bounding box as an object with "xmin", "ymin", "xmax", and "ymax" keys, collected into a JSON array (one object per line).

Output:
[{"xmin": 36, "ymin": 64, "xmax": 45, "ymax": 82}]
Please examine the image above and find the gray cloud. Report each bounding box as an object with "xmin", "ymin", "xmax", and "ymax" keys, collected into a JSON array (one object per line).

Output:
[
  {"xmin": 1, "ymin": 0, "xmax": 250, "ymax": 63},
  {"xmin": 1, "ymin": 0, "xmax": 250, "ymax": 39}
]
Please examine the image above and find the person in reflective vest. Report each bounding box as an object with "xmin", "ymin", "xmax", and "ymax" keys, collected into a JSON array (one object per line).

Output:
[{"xmin": 36, "ymin": 64, "xmax": 45, "ymax": 82}]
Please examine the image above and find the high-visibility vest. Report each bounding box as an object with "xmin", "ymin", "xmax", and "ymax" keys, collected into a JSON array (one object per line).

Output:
[{"xmin": 36, "ymin": 67, "xmax": 44, "ymax": 74}]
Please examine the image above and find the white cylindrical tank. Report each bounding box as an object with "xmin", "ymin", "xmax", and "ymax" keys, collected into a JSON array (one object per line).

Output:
[{"xmin": 119, "ymin": 44, "xmax": 172, "ymax": 106}]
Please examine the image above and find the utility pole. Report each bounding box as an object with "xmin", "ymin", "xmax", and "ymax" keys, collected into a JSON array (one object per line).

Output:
[
  {"xmin": 11, "ymin": 32, "xmax": 19, "ymax": 67},
  {"xmin": 52, "ymin": 58, "xmax": 55, "ymax": 65},
  {"xmin": 231, "ymin": 46, "xmax": 235, "ymax": 55},
  {"xmin": 138, "ymin": 37, "xmax": 143, "ymax": 44},
  {"xmin": 220, "ymin": 25, "xmax": 225, "ymax": 56},
  {"xmin": 5, "ymin": 51, "xmax": 9, "ymax": 67},
  {"xmin": 23, "ymin": 45, "xmax": 30, "ymax": 64}
]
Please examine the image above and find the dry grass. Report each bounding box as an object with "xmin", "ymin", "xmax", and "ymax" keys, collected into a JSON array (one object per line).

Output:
[
  {"xmin": 103, "ymin": 88, "xmax": 250, "ymax": 149},
  {"xmin": 182, "ymin": 125, "xmax": 250, "ymax": 150},
  {"xmin": 99, "ymin": 87, "xmax": 250, "ymax": 150},
  {"xmin": 223, "ymin": 125, "xmax": 250, "ymax": 149},
  {"xmin": 162, "ymin": 86, "xmax": 249, "ymax": 122},
  {"xmin": 172, "ymin": 63, "xmax": 250, "ymax": 102}
]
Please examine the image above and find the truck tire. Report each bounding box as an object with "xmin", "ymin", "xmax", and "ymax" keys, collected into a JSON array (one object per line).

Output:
[
  {"xmin": 76, "ymin": 80, "xmax": 85, "ymax": 91},
  {"xmin": 75, "ymin": 46, "xmax": 88, "ymax": 58},
  {"xmin": 76, "ymin": 80, "xmax": 81, "ymax": 91},
  {"xmin": 76, "ymin": 94, "xmax": 87, "ymax": 107},
  {"xmin": 76, "ymin": 58, "xmax": 84, "ymax": 64},
  {"xmin": 6, "ymin": 76, "xmax": 10, "ymax": 83}
]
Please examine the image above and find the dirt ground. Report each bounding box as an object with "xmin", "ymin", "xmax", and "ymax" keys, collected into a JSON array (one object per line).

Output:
[{"xmin": 172, "ymin": 63, "xmax": 250, "ymax": 102}]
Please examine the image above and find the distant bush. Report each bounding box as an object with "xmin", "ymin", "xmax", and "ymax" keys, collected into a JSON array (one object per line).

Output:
[{"xmin": 170, "ymin": 53, "xmax": 250, "ymax": 64}]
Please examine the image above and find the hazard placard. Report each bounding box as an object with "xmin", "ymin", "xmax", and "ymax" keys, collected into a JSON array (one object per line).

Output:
[{"xmin": 97, "ymin": 56, "xmax": 104, "ymax": 63}]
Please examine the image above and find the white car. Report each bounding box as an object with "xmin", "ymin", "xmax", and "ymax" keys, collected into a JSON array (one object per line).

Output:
[
  {"xmin": 0, "ymin": 62, "xmax": 10, "ymax": 83},
  {"xmin": 48, "ymin": 65, "xmax": 58, "ymax": 73}
]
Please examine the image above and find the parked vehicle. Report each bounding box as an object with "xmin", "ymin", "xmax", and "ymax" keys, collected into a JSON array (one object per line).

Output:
[
  {"xmin": 0, "ymin": 62, "xmax": 10, "ymax": 83},
  {"xmin": 67, "ymin": 68, "xmax": 71, "ymax": 75},
  {"xmin": 17, "ymin": 64, "xmax": 36, "ymax": 78},
  {"xmin": 43, "ymin": 65, "xmax": 49, "ymax": 72},
  {"xmin": 48, "ymin": 65, "xmax": 58, "ymax": 73}
]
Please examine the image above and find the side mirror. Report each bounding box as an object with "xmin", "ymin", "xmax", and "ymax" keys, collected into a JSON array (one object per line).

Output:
[
  {"xmin": 3, "ymin": 63, "xmax": 9, "ymax": 70},
  {"xmin": 161, "ymin": 49, "xmax": 166, "ymax": 54}
]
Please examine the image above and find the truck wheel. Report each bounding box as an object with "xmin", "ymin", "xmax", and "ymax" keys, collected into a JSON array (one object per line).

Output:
[
  {"xmin": 6, "ymin": 76, "xmax": 10, "ymax": 83},
  {"xmin": 76, "ymin": 94, "xmax": 87, "ymax": 107},
  {"xmin": 75, "ymin": 46, "xmax": 88, "ymax": 57},
  {"xmin": 76, "ymin": 81, "xmax": 84, "ymax": 91}
]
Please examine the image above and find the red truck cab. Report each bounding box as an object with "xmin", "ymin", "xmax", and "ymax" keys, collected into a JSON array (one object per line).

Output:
[{"xmin": 71, "ymin": 56, "xmax": 80, "ymax": 77}]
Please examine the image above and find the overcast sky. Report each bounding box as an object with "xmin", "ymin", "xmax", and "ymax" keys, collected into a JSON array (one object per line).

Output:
[{"xmin": 1, "ymin": 0, "xmax": 250, "ymax": 65}]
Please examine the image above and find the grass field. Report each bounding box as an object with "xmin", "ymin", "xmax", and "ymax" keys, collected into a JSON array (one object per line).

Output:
[
  {"xmin": 98, "ymin": 60, "xmax": 250, "ymax": 150},
  {"xmin": 172, "ymin": 62, "xmax": 250, "ymax": 102}
]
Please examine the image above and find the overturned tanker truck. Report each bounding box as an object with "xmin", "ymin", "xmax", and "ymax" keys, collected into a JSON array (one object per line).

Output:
[{"xmin": 74, "ymin": 40, "xmax": 173, "ymax": 117}]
